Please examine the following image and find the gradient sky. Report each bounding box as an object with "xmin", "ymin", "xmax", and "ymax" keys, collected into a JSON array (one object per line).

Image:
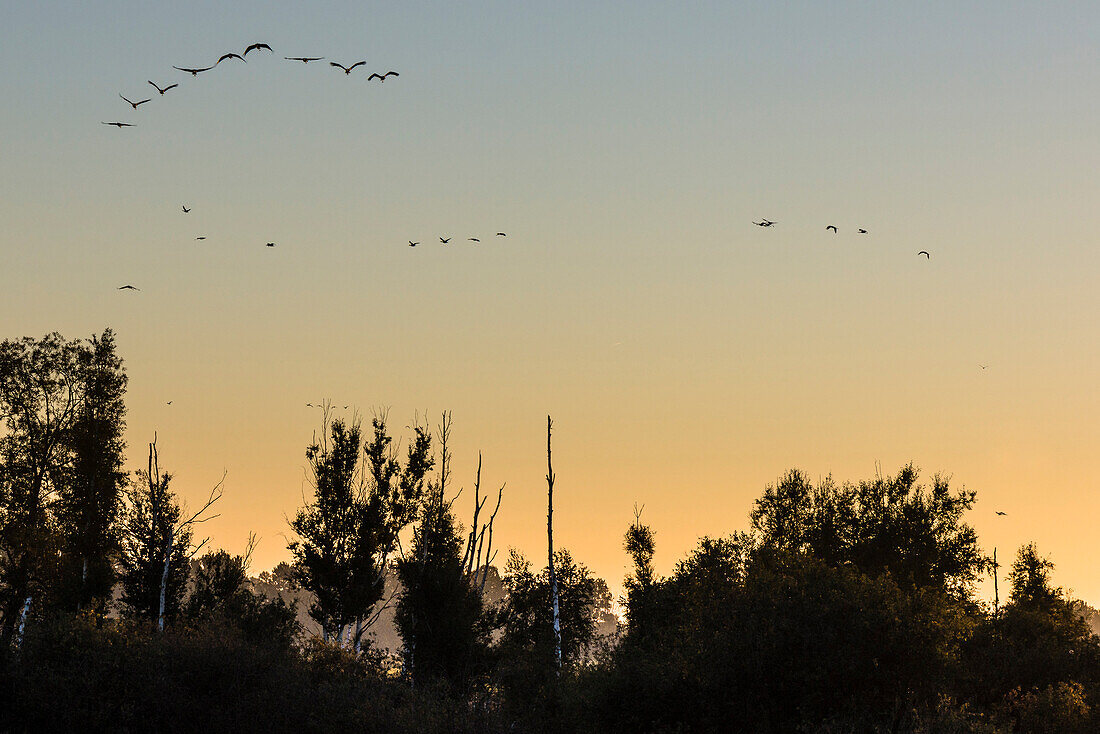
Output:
[{"xmin": 2, "ymin": 2, "xmax": 1099, "ymax": 604}]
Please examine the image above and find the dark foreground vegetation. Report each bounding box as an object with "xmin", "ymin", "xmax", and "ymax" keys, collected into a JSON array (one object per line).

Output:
[{"xmin": 2, "ymin": 331, "xmax": 1099, "ymax": 733}]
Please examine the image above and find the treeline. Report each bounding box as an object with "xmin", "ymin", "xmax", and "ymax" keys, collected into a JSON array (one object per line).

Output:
[{"xmin": 1, "ymin": 330, "xmax": 1098, "ymax": 733}]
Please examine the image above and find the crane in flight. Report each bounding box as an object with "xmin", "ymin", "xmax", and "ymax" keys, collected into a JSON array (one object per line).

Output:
[
  {"xmin": 120, "ymin": 94, "xmax": 151, "ymax": 109},
  {"xmin": 174, "ymin": 64, "xmax": 215, "ymax": 76},
  {"xmin": 147, "ymin": 80, "xmax": 178, "ymax": 95},
  {"xmin": 243, "ymin": 43, "xmax": 273, "ymax": 56},
  {"xmin": 330, "ymin": 61, "xmax": 366, "ymax": 74}
]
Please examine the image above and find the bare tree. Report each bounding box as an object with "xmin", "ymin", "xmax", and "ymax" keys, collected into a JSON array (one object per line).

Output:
[
  {"xmin": 461, "ymin": 452, "xmax": 504, "ymax": 595},
  {"xmin": 118, "ymin": 436, "xmax": 222, "ymax": 629},
  {"xmin": 546, "ymin": 415, "xmax": 562, "ymax": 672}
]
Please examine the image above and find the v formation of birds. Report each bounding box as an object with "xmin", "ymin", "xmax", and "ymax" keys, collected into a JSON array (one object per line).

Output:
[{"xmin": 105, "ymin": 41, "xmax": 508, "ymax": 292}]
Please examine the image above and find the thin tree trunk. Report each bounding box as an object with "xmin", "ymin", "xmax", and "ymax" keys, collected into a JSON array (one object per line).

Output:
[
  {"xmin": 158, "ymin": 525, "xmax": 173, "ymax": 632},
  {"xmin": 992, "ymin": 547, "xmax": 999, "ymax": 617},
  {"xmin": 546, "ymin": 415, "xmax": 562, "ymax": 672},
  {"xmin": 14, "ymin": 595, "xmax": 32, "ymax": 651}
]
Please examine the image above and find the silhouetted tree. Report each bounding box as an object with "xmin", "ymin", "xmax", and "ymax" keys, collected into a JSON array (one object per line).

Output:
[
  {"xmin": 183, "ymin": 546, "xmax": 299, "ymax": 647},
  {"xmin": 395, "ymin": 493, "xmax": 484, "ymax": 687},
  {"xmin": 289, "ymin": 408, "xmax": 432, "ymax": 647},
  {"xmin": 56, "ymin": 328, "xmax": 127, "ymax": 613},
  {"xmin": 0, "ymin": 333, "xmax": 83, "ymax": 643},
  {"xmin": 751, "ymin": 464, "xmax": 986, "ymax": 597},
  {"xmin": 117, "ymin": 438, "xmax": 220, "ymax": 628}
]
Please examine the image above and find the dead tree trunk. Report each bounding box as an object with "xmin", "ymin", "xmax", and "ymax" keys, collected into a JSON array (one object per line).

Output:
[
  {"xmin": 546, "ymin": 415, "xmax": 562, "ymax": 672},
  {"xmin": 13, "ymin": 595, "xmax": 32, "ymax": 651},
  {"xmin": 158, "ymin": 525, "xmax": 174, "ymax": 633}
]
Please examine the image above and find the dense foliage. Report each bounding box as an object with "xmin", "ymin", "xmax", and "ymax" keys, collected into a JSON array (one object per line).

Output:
[{"xmin": 2, "ymin": 331, "xmax": 1098, "ymax": 733}]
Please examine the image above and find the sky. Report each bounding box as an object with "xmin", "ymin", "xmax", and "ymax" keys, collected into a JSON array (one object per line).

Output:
[{"xmin": 2, "ymin": 1, "xmax": 1099, "ymax": 604}]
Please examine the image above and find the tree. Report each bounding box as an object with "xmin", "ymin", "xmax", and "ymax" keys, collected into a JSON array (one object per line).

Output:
[
  {"xmin": 0, "ymin": 333, "xmax": 83, "ymax": 643},
  {"xmin": 496, "ymin": 548, "xmax": 608, "ymax": 668},
  {"xmin": 750, "ymin": 464, "xmax": 987, "ymax": 597},
  {"xmin": 395, "ymin": 494, "xmax": 484, "ymax": 687},
  {"xmin": 117, "ymin": 438, "xmax": 221, "ymax": 629},
  {"xmin": 289, "ymin": 408, "xmax": 432, "ymax": 647},
  {"xmin": 56, "ymin": 328, "xmax": 127, "ymax": 613},
  {"xmin": 396, "ymin": 419, "xmax": 503, "ymax": 688},
  {"xmin": 183, "ymin": 545, "xmax": 299, "ymax": 647},
  {"xmin": 545, "ymin": 415, "xmax": 562, "ymax": 671}
]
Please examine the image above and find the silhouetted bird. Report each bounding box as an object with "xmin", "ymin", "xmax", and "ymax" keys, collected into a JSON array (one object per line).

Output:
[
  {"xmin": 216, "ymin": 52, "xmax": 246, "ymax": 65},
  {"xmin": 440, "ymin": 237, "xmax": 451, "ymax": 244},
  {"xmin": 120, "ymin": 94, "xmax": 151, "ymax": 109},
  {"xmin": 826, "ymin": 225, "xmax": 837, "ymax": 233},
  {"xmin": 166, "ymin": 401, "xmax": 172, "ymax": 405},
  {"xmin": 367, "ymin": 71, "xmax": 399, "ymax": 82},
  {"xmin": 117, "ymin": 285, "xmax": 140, "ymax": 291},
  {"xmin": 753, "ymin": 220, "xmax": 776, "ymax": 227},
  {"xmin": 102, "ymin": 121, "xmax": 133, "ymax": 128},
  {"xmin": 266, "ymin": 242, "xmax": 276, "ymax": 247},
  {"xmin": 918, "ymin": 251, "xmax": 930, "ymax": 258},
  {"xmin": 147, "ymin": 80, "xmax": 178, "ymax": 95},
  {"xmin": 196, "ymin": 236, "xmax": 206, "ymax": 240},
  {"xmin": 182, "ymin": 205, "xmax": 191, "ymax": 213},
  {"xmin": 496, "ymin": 232, "xmax": 506, "ymax": 237},
  {"xmin": 330, "ymin": 61, "xmax": 366, "ymax": 74},
  {"xmin": 174, "ymin": 64, "xmax": 215, "ymax": 76},
  {"xmin": 996, "ymin": 511, "xmax": 1007, "ymax": 516},
  {"xmin": 409, "ymin": 241, "xmax": 418, "ymax": 247},
  {"xmin": 858, "ymin": 228, "xmax": 868, "ymax": 234},
  {"xmin": 468, "ymin": 237, "xmax": 480, "ymax": 242},
  {"xmin": 979, "ymin": 364, "xmax": 988, "ymax": 370},
  {"xmin": 243, "ymin": 43, "xmax": 273, "ymax": 56},
  {"xmin": 306, "ymin": 403, "xmax": 315, "ymax": 407},
  {"xmin": 285, "ymin": 56, "xmax": 324, "ymax": 63}
]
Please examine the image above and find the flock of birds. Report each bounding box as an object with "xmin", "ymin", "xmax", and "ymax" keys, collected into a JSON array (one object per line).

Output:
[
  {"xmin": 105, "ymin": 41, "xmax": 513, "ymax": 293},
  {"xmin": 102, "ymin": 42, "xmax": 399, "ymax": 128},
  {"xmin": 408, "ymin": 233, "xmax": 507, "ymax": 247},
  {"xmin": 754, "ymin": 219, "xmax": 930, "ymax": 259}
]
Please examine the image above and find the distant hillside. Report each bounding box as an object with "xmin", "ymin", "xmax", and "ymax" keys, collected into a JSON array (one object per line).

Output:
[
  {"xmin": 250, "ymin": 562, "xmax": 619, "ymax": 655},
  {"xmin": 1073, "ymin": 599, "xmax": 1100, "ymax": 637}
]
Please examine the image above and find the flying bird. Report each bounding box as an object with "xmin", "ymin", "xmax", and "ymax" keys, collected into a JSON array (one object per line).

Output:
[
  {"xmin": 266, "ymin": 242, "xmax": 276, "ymax": 247},
  {"xmin": 858, "ymin": 228, "xmax": 868, "ymax": 234},
  {"xmin": 243, "ymin": 43, "xmax": 273, "ymax": 56},
  {"xmin": 440, "ymin": 237, "xmax": 451, "ymax": 244},
  {"xmin": 918, "ymin": 251, "xmax": 930, "ymax": 258},
  {"xmin": 496, "ymin": 232, "xmax": 506, "ymax": 237},
  {"xmin": 216, "ymin": 52, "xmax": 246, "ymax": 65},
  {"xmin": 408, "ymin": 241, "xmax": 418, "ymax": 247},
  {"xmin": 826, "ymin": 225, "xmax": 837, "ymax": 233},
  {"xmin": 995, "ymin": 511, "xmax": 1007, "ymax": 516},
  {"xmin": 468, "ymin": 237, "xmax": 480, "ymax": 242},
  {"xmin": 196, "ymin": 236, "xmax": 207, "ymax": 240},
  {"xmin": 101, "ymin": 121, "xmax": 133, "ymax": 128},
  {"xmin": 117, "ymin": 285, "xmax": 140, "ymax": 291},
  {"xmin": 166, "ymin": 401, "xmax": 172, "ymax": 405},
  {"xmin": 330, "ymin": 61, "xmax": 366, "ymax": 74},
  {"xmin": 174, "ymin": 64, "xmax": 215, "ymax": 76},
  {"xmin": 147, "ymin": 80, "xmax": 178, "ymax": 95},
  {"xmin": 367, "ymin": 71, "xmax": 399, "ymax": 82},
  {"xmin": 182, "ymin": 205, "xmax": 190, "ymax": 213},
  {"xmin": 120, "ymin": 94, "xmax": 151, "ymax": 109},
  {"xmin": 285, "ymin": 56, "xmax": 323, "ymax": 63},
  {"xmin": 753, "ymin": 219, "xmax": 776, "ymax": 227},
  {"xmin": 979, "ymin": 364, "xmax": 988, "ymax": 370}
]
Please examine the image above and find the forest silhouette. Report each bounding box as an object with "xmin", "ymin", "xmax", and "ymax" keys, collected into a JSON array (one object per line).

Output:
[{"xmin": 1, "ymin": 330, "xmax": 1098, "ymax": 733}]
